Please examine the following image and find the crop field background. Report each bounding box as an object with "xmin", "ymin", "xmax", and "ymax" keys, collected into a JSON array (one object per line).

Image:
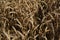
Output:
[{"xmin": 0, "ymin": 0, "xmax": 60, "ymax": 40}]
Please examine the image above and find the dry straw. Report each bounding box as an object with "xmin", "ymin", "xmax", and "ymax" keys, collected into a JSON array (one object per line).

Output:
[{"xmin": 0, "ymin": 0, "xmax": 60, "ymax": 40}]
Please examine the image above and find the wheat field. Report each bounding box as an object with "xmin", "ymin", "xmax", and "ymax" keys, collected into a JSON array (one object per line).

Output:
[{"xmin": 0, "ymin": 0, "xmax": 60, "ymax": 40}]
